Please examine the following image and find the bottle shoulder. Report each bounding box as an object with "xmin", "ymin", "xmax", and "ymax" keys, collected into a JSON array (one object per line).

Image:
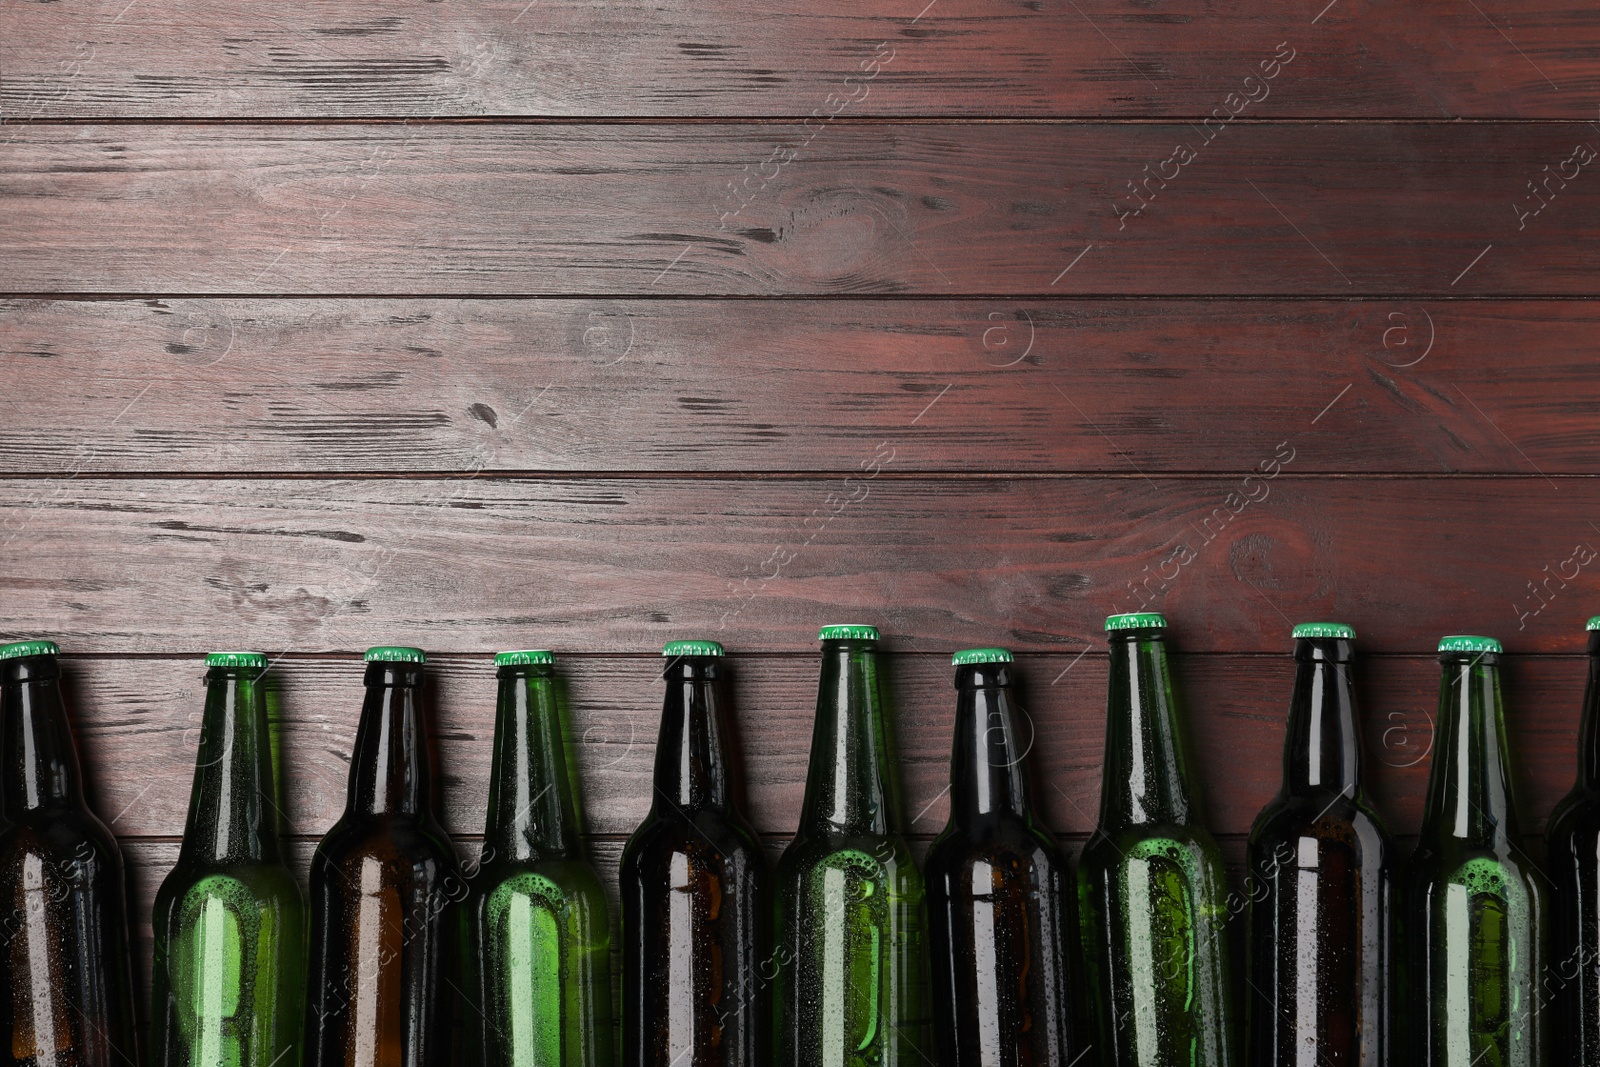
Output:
[
  {"xmin": 1080, "ymin": 822, "xmax": 1226, "ymax": 878},
  {"xmin": 1547, "ymin": 784, "xmax": 1600, "ymax": 845},
  {"xmin": 313, "ymin": 813, "xmax": 458, "ymax": 873},
  {"xmin": 924, "ymin": 814, "xmax": 1064, "ymax": 874},
  {"xmin": 776, "ymin": 829, "xmax": 921, "ymax": 881},
  {"xmin": 623, "ymin": 806, "xmax": 764, "ymax": 864},
  {"xmin": 0, "ymin": 810, "xmax": 122, "ymax": 869},
  {"xmin": 466, "ymin": 855, "xmax": 611, "ymax": 921},
  {"xmin": 1248, "ymin": 791, "xmax": 1392, "ymax": 850},
  {"xmin": 154, "ymin": 861, "xmax": 306, "ymax": 924}
]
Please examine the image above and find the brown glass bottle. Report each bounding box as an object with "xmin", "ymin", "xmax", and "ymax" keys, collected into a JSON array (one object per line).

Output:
[
  {"xmin": 620, "ymin": 640, "xmax": 768, "ymax": 1067},
  {"xmin": 924, "ymin": 648, "xmax": 1078, "ymax": 1066},
  {"xmin": 1245, "ymin": 624, "xmax": 1392, "ymax": 1067},
  {"xmin": 0, "ymin": 639, "xmax": 140, "ymax": 1067},
  {"xmin": 304, "ymin": 647, "xmax": 459, "ymax": 1067}
]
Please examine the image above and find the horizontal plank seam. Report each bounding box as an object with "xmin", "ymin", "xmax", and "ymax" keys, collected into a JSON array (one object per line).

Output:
[
  {"xmin": 5, "ymin": 117, "xmax": 1597, "ymax": 127},
  {"xmin": 6, "ymin": 293, "xmax": 1600, "ymax": 303},
  {"xmin": 0, "ymin": 472, "xmax": 1591, "ymax": 482}
]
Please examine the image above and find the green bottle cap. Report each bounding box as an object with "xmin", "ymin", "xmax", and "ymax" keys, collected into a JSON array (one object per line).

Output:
[
  {"xmin": 952, "ymin": 647, "xmax": 1013, "ymax": 666},
  {"xmin": 0, "ymin": 640, "xmax": 60, "ymax": 661},
  {"xmin": 364, "ymin": 646, "xmax": 426, "ymax": 664},
  {"xmin": 818, "ymin": 624, "xmax": 879, "ymax": 642},
  {"xmin": 1588, "ymin": 616, "xmax": 1600, "ymax": 631},
  {"xmin": 1292, "ymin": 622, "xmax": 1356, "ymax": 640},
  {"xmin": 662, "ymin": 640, "xmax": 725, "ymax": 657},
  {"xmin": 1438, "ymin": 635, "xmax": 1502, "ymax": 655},
  {"xmin": 1105, "ymin": 612, "xmax": 1167, "ymax": 632},
  {"xmin": 496, "ymin": 649, "xmax": 555, "ymax": 667},
  {"xmin": 206, "ymin": 651, "xmax": 269, "ymax": 670}
]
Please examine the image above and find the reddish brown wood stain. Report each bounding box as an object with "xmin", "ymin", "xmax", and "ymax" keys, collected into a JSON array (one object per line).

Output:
[{"xmin": 0, "ymin": 0, "xmax": 1596, "ymax": 1013}]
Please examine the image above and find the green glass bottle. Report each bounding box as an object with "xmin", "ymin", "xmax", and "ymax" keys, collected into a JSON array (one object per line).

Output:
[
  {"xmin": 0, "ymin": 639, "xmax": 140, "ymax": 1066},
  {"xmin": 1078, "ymin": 612, "xmax": 1236, "ymax": 1067},
  {"xmin": 151, "ymin": 651, "xmax": 307, "ymax": 1067},
  {"xmin": 464, "ymin": 649, "xmax": 613, "ymax": 1067},
  {"xmin": 1407, "ymin": 635, "xmax": 1546, "ymax": 1066},
  {"xmin": 1547, "ymin": 616, "xmax": 1600, "ymax": 1066},
  {"xmin": 774, "ymin": 623, "xmax": 931, "ymax": 1067}
]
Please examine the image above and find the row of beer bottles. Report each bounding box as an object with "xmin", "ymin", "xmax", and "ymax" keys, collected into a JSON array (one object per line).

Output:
[{"xmin": 5, "ymin": 615, "xmax": 1600, "ymax": 1067}]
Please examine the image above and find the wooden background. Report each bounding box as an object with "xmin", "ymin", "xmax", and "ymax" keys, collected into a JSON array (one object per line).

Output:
[{"xmin": 4, "ymin": 0, "xmax": 1600, "ymax": 1024}]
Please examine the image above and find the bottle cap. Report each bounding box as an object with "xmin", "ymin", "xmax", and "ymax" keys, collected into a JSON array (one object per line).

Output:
[
  {"xmin": 818, "ymin": 624, "xmax": 879, "ymax": 642},
  {"xmin": 1292, "ymin": 622, "xmax": 1356, "ymax": 640},
  {"xmin": 1588, "ymin": 616, "xmax": 1600, "ymax": 631},
  {"xmin": 364, "ymin": 646, "xmax": 426, "ymax": 664},
  {"xmin": 0, "ymin": 640, "xmax": 60, "ymax": 661},
  {"xmin": 496, "ymin": 649, "xmax": 555, "ymax": 667},
  {"xmin": 206, "ymin": 651, "xmax": 269, "ymax": 670},
  {"xmin": 662, "ymin": 640, "xmax": 724, "ymax": 657},
  {"xmin": 1105, "ymin": 612, "xmax": 1166, "ymax": 632},
  {"xmin": 1438, "ymin": 635, "xmax": 1502, "ymax": 655},
  {"xmin": 952, "ymin": 647, "xmax": 1013, "ymax": 666}
]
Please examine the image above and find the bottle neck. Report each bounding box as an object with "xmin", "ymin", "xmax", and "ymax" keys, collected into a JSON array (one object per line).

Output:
[
  {"xmin": 182, "ymin": 667, "xmax": 281, "ymax": 863},
  {"xmin": 652, "ymin": 657, "xmax": 736, "ymax": 814},
  {"xmin": 798, "ymin": 640, "xmax": 898, "ymax": 837},
  {"xmin": 348, "ymin": 663, "xmax": 431, "ymax": 818},
  {"xmin": 1422, "ymin": 653, "xmax": 1520, "ymax": 847},
  {"xmin": 1280, "ymin": 638, "xmax": 1362, "ymax": 798},
  {"xmin": 1097, "ymin": 631, "xmax": 1198, "ymax": 830},
  {"xmin": 1578, "ymin": 632, "xmax": 1600, "ymax": 791},
  {"xmin": 948, "ymin": 664, "xmax": 1030, "ymax": 826},
  {"xmin": 485, "ymin": 666, "xmax": 581, "ymax": 861},
  {"xmin": 0, "ymin": 656, "xmax": 86, "ymax": 813}
]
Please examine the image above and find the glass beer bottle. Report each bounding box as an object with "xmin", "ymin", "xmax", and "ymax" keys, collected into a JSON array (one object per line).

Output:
[
  {"xmin": 0, "ymin": 639, "xmax": 139, "ymax": 1066},
  {"xmin": 1077, "ymin": 613, "xmax": 1236, "ymax": 1067},
  {"xmin": 1408, "ymin": 635, "xmax": 1545, "ymax": 1066},
  {"xmin": 304, "ymin": 646, "xmax": 459, "ymax": 1067},
  {"xmin": 151, "ymin": 651, "xmax": 308, "ymax": 1067},
  {"xmin": 463, "ymin": 650, "xmax": 612, "ymax": 1067},
  {"xmin": 1245, "ymin": 624, "xmax": 1392, "ymax": 1066},
  {"xmin": 1548, "ymin": 616, "xmax": 1600, "ymax": 1066},
  {"xmin": 924, "ymin": 647, "xmax": 1078, "ymax": 1066},
  {"xmin": 621, "ymin": 640, "xmax": 768, "ymax": 1067},
  {"xmin": 774, "ymin": 624, "xmax": 931, "ymax": 1066}
]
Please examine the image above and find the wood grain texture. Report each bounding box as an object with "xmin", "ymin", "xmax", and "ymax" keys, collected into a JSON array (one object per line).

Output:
[
  {"xmin": 1, "ymin": 298, "xmax": 1592, "ymax": 474},
  {"xmin": 3, "ymin": 0, "xmax": 1597, "ymax": 119},
  {"xmin": 61, "ymin": 652, "xmax": 1584, "ymax": 846},
  {"xmin": 2, "ymin": 476, "xmax": 1596, "ymax": 657},
  {"xmin": 3, "ymin": 124, "xmax": 1597, "ymax": 296}
]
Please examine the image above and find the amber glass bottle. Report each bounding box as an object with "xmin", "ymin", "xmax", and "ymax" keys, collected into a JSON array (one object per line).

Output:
[
  {"xmin": 621, "ymin": 640, "xmax": 768, "ymax": 1066},
  {"xmin": 0, "ymin": 639, "xmax": 139, "ymax": 1066},
  {"xmin": 304, "ymin": 646, "xmax": 458, "ymax": 1067},
  {"xmin": 924, "ymin": 647, "xmax": 1078, "ymax": 1065}
]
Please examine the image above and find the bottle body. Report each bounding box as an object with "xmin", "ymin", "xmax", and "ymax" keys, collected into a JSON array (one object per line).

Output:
[
  {"xmin": 774, "ymin": 627, "xmax": 931, "ymax": 1067},
  {"xmin": 151, "ymin": 655, "xmax": 307, "ymax": 1067},
  {"xmin": 1245, "ymin": 629, "xmax": 1393, "ymax": 1067},
  {"xmin": 465, "ymin": 652, "xmax": 612, "ymax": 1067},
  {"xmin": 304, "ymin": 651, "xmax": 459, "ymax": 1067},
  {"xmin": 1547, "ymin": 624, "xmax": 1600, "ymax": 1066},
  {"xmin": 0, "ymin": 642, "xmax": 139, "ymax": 1067},
  {"xmin": 924, "ymin": 653, "xmax": 1077, "ymax": 1066},
  {"xmin": 1408, "ymin": 638, "xmax": 1546, "ymax": 1067},
  {"xmin": 1077, "ymin": 615, "xmax": 1236, "ymax": 1067},
  {"xmin": 621, "ymin": 646, "xmax": 768, "ymax": 1067}
]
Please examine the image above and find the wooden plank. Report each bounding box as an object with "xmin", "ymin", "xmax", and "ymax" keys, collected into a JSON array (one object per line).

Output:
[
  {"xmin": 2, "ymin": 475, "xmax": 1596, "ymax": 653},
  {"xmin": 3, "ymin": 124, "xmax": 1597, "ymax": 296},
  {"xmin": 63, "ymin": 652, "xmax": 1583, "ymax": 846},
  {"xmin": 3, "ymin": 0, "xmax": 1598, "ymax": 119},
  {"xmin": 1, "ymin": 298, "xmax": 1592, "ymax": 474}
]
